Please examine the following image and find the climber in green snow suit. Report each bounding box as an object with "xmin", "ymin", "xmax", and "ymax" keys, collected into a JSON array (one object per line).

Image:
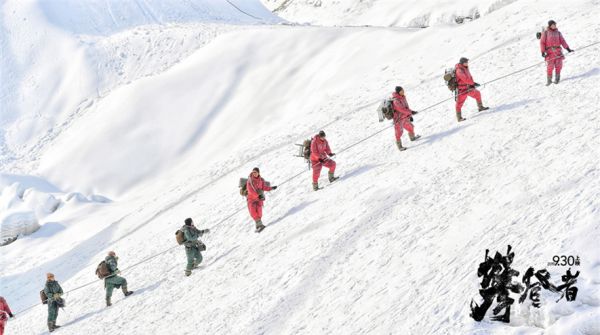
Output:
[
  {"xmin": 44, "ymin": 273, "xmax": 63, "ymax": 332},
  {"xmin": 182, "ymin": 218, "xmax": 210, "ymax": 276},
  {"xmin": 104, "ymin": 251, "xmax": 133, "ymax": 306}
]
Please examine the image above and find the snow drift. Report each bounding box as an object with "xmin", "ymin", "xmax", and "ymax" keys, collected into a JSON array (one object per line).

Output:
[{"xmin": 0, "ymin": 174, "xmax": 110, "ymax": 245}]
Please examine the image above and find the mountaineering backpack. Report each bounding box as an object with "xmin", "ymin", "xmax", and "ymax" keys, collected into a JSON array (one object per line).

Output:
[
  {"xmin": 444, "ymin": 68, "xmax": 457, "ymax": 91},
  {"xmin": 239, "ymin": 177, "xmax": 248, "ymax": 197},
  {"xmin": 40, "ymin": 289, "xmax": 48, "ymax": 304},
  {"xmin": 295, "ymin": 139, "xmax": 313, "ymax": 169},
  {"xmin": 377, "ymin": 98, "xmax": 395, "ymax": 122},
  {"xmin": 175, "ymin": 229, "xmax": 186, "ymax": 245},
  {"xmin": 536, "ymin": 26, "xmax": 546, "ymax": 40},
  {"xmin": 301, "ymin": 139, "xmax": 311, "ymax": 160},
  {"xmin": 95, "ymin": 260, "xmax": 111, "ymax": 279},
  {"xmin": 295, "ymin": 139, "xmax": 312, "ymax": 161}
]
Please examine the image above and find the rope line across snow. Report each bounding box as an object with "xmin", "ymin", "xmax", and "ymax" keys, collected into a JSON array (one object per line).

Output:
[{"xmin": 11, "ymin": 39, "xmax": 600, "ymax": 317}]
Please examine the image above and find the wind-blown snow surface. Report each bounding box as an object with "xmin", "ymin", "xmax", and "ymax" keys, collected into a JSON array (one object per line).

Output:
[
  {"xmin": 262, "ymin": 0, "xmax": 519, "ymax": 27},
  {"xmin": 1, "ymin": 0, "xmax": 280, "ymax": 173},
  {"xmin": 2, "ymin": 0, "xmax": 600, "ymax": 334}
]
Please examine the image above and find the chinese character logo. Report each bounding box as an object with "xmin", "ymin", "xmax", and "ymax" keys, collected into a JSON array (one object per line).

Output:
[{"xmin": 470, "ymin": 245, "xmax": 579, "ymax": 323}]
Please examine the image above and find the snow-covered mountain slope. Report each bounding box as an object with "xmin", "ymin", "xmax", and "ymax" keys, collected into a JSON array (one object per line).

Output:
[
  {"xmin": 262, "ymin": 0, "xmax": 519, "ymax": 27},
  {"xmin": 1, "ymin": 0, "xmax": 279, "ymax": 171},
  {"xmin": 2, "ymin": 0, "xmax": 600, "ymax": 334},
  {"xmin": 0, "ymin": 0, "xmax": 279, "ymax": 242}
]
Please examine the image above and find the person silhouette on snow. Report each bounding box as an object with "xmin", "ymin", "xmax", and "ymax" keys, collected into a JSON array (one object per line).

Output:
[
  {"xmin": 310, "ymin": 130, "xmax": 339, "ymax": 190},
  {"xmin": 246, "ymin": 167, "xmax": 277, "ymax": 232},
  {"xmin": 391, "ymin": 86, "xmax": 420, "ymax": 151},
  {"xmin": 455, "ymin": 57, "xmax": 489, "ymax": 121},
  {"xmin": 541, "ymin": 20, "xmax": 572, "ymax": 85}
]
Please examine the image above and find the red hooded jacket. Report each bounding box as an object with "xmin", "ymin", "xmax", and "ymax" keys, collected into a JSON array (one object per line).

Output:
[
  {"xmin": 391, "ymin": 92, "xmax": 412, "ymax": 123},
  {"xmin": 246, "ymin": 174, "xmax": 272, "ymax": 202},
  {"xmin": 310, "ymin": 135, "xmax": 332, "ymax": 162},
  {"xmin": 540, "ymin": 28, "xmax": 570, "ymax": 53},
  {"xmin": 455, "ymin": 63, "xmax": 475, "ymax": 89}
]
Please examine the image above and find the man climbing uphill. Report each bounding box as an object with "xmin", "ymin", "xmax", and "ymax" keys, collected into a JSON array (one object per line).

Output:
[
  {"xmin": 246, "ymin": 167, "xmax": 277, "ymax": 232},
  {"xmin": 455, "ymin": 57, "xmax": 489, "ymax": 121},
  {"xmin": 310, "ymin": 130, "xmax": 339, "ymax": 190},
  {"xmin": 181, "ymin": 218, "xmax": 209, "ymax": 276},
  {"xmin": 43, "ymin": 273, "xmax": 63, "ymax": 332},
  {"xmin": 0, "ymin": 296, "xmax": 14, "ymax": 335},
  {"xmin": 391, "ymin": 86, "xmax": 420, "ymax": 151},
  {"xmin": 540, "ymin": 20, "xmax": 573, "ymax": 85},
  {"xmin": 104, "ymin": 251, "xmax": 133, "ymax": 307}
]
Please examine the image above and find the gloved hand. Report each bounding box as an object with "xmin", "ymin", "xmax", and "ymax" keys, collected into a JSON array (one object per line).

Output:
[
  {"xmin": 258, "ymin": 194, "xmax": 265, "ymax": 201},
  {"xmin": 566, "ymin": 48, "xmax": 573, "ymax": 52},
  {"xmin": 410, "ymin": 116, "xmax": 414, "ymax": 122},
  {"xmin": 328, "ymin": 153, "xmax": 335, "ymax": 157},
  {"xmin": 202, "ymin": 229, "xmax": 210, "ymax": 234},
  {"xmin": 474, "ymin": 82, "xmax": 481, "ymax": 87},
  {"xmin": 468, "ymin": 85, "xmax": 475, "ymax": 89},
  {"xmin": 53, "ymin": 293, "xmax": 61, "ymax": 298},
  {"xmin": 9, "ymin": 312, "xmax": 14, "ymax": 318},
  {"xmin": 271, "ymin": 185, "xmax": 278, "ymax": 190},
  {"xmin": 542, "ymin": 52, "xmax": 547, "ymax": 58},
  {"xmin": 411, "ymin": 110, "xmax": 418, "ymax": 115},
  {"xmin": 318, "ymin": 158, "xmax": 325, "ymax": 163}
]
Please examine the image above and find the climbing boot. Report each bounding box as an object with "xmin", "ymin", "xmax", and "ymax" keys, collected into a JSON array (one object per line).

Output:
[
  {"xmin": 396, "ymin": 140, "xmax": 407, "ymax": 151},
  {"xmin": 328, "ymin": 172, "xmax": 339, "ymax": 183},
  {"xmin": 48, "ymin": 322, "xmax": 54, "ymax": 332},
  {"xmin": 456, "ymin": 112, "xmax": 466, "ymax": 122},
  {"xmin": 409, "ymin": 133, "xmax": 421, "ymax": 141},
  {"xmin": 313, "ymin": 182, "xmax": 320, "ymax": 191},
  {"xmin": 185, "ymin": 270, "xmax": 192, "ymax": 277},
  {"xmin": 106, "ymin": 297, "xmax": 112, "ymax": 307},
  {"xmin": 554, "ymin": 74, "xmax": 560, "ymax": 84},
  {"xmin": 546, "ymin": 75, "xmax": 552, "ymax": 86},
  {"xmin": 255, "ymin": 220, "xmax": 265, "ymax": 232},
  {"xmin": 477, "ymin": 101, "xmax": 489, "ymax": 111},
  {"xmin": 122, "ymin": 286, "xmax": 133, "ymax": 296}
]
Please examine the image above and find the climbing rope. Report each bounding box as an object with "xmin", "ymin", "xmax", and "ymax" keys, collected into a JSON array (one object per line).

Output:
[
  {"xmin": 224, "ymin": 0, "xmax": 265, "ymax": 21},
  {"xmin": 11, "ymin": 39, "xmax": 599, "ymax": 317},
  {"xmin": 12, "ymin": 207, "xmax": 245, "ymax": 315}
]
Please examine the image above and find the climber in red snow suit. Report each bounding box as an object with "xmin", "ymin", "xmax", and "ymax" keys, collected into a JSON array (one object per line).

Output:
[
  {"xmin": 246, "ymin": 167, "xmax": 277, "ymax": 231},
  {"xmin": 455, "ymin": 57, "xmax": 489, "ymax": 122},
  {"xmin": 540, "ymin": 20, "xmax": 572, "ymax": 85},
  {"xmin": 391, "ymin": 86, "xmax": 420, "ymax": 151},
  {"xmin": 0, "ymin": 296, "xmax": 14, "ymax": 335},
  {"xmin": 310, "ymin": 130, "xmax": 338, "ymax": 191}
]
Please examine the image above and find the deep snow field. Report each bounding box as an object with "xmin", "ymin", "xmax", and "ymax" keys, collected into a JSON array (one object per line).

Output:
[{"xmin": 1, "ymin": 0, "xmax": 599, "ymax": 334}]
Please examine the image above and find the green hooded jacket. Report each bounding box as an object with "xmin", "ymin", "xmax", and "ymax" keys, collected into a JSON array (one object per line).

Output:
[{"xmin": 182, "ymin": 225, "xmax": 208, "ymax": 248}]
